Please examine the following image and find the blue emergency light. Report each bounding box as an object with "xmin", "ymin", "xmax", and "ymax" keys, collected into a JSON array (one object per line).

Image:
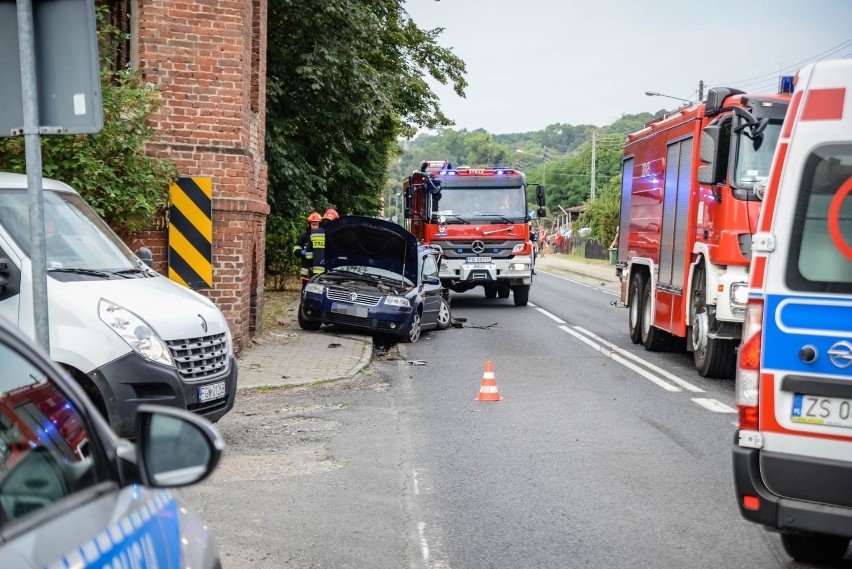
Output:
[{"xmin": 779, "ymin": 75, "xmax": 795, "ymax": 94}]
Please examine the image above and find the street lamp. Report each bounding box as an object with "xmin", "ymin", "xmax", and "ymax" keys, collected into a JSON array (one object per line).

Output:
[
  {"xmin": 644, "ymin": 91, "xmax": 693, "ymax": 105},
  {"xmin": 516, "ymin": 148, "xmax": 548, "ymax": 188}
]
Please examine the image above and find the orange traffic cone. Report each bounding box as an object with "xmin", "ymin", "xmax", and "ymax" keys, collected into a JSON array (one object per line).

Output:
[{"xmin": 476, "ymin": 361, "xmax": 502, "ymax": 401}]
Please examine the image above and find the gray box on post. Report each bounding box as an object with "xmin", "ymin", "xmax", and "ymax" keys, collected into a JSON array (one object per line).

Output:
[{"xmin": 0, "ymin": 0, "xmax": 103, "ymax": 136}]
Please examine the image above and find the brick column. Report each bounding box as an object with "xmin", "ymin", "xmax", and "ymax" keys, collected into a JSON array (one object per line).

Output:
[{"xmin": 132, "ymin": 0, "xmax": 269, "ymax": 354}]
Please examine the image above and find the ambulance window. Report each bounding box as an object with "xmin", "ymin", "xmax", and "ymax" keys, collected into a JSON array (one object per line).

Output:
[
  {"xmin": 786, "ymin": 143, "xmax": 852, "ymax": 293},
  {"xmin": 0, "ymin": 342, "xmax": 103, "ymax": 526}
]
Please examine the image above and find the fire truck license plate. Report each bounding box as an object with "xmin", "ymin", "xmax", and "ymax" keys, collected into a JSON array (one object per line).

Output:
[
  {"xmin": 198, "ymin": 381, "xmax": 226, "ymax": 403},
  {"xmin": 466, "ymin": 257, "xmax": 491, "ymax": 263},
  {"xmin": 791, "ymin": 393, "xmax": 852, "ymax": 428}
]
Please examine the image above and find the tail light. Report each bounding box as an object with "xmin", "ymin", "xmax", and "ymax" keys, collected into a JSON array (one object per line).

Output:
[{"xmin": 736, "ymin": 299, "xmax": 764, "ymax": 430}]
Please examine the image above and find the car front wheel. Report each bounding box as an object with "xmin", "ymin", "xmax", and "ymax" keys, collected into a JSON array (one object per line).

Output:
[{"xmin": 406, "ymin": 311, "xmax": 422, "ymax": 343}]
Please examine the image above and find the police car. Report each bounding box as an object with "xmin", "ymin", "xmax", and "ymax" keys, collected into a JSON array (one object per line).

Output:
[{"xmin": 0, "ymin": 319, "xmax": 223, "ymax": 568}]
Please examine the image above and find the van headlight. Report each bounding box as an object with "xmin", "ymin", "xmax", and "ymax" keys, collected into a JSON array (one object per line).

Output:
[{"xmin": 98, "ymin": 299, "xmax": 174, "ymax": 367}]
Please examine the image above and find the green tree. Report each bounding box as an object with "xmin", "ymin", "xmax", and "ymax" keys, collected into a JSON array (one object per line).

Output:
[{"xmin": 577, "ymin": 174, "xmax": 621, "ymax": 248}]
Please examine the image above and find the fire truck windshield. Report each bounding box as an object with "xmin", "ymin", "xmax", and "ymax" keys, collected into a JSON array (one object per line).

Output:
[
  {"xmin": 733, "ymin": 120, "xmax": 783, "ymax": 195},
  {"xmin": 432, "ymin": 187, "xmax": 527, "ymax": 221}
]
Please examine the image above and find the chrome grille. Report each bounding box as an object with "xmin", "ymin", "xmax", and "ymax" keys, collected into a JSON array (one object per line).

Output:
[
  {"xmin": 167, "ymin": 332, "xmax": 229, "ymax": 381},
  {"xmin": 327, "ymin": 289, "xmax": 381, "ymax": 306}
]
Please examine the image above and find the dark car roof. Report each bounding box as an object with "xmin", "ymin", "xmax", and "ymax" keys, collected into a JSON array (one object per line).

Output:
[{"xmin": 324, "ymin": 216, "xmax": 420, "ymax": 284}]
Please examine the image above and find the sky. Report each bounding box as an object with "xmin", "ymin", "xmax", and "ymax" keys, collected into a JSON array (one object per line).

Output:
[{"xmin": 404, "ymin": 0, "xmax": 852, "ymax": 135}]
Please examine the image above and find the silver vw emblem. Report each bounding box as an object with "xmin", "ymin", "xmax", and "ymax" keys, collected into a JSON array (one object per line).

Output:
[
  {"xmin": 471, "ymin": 240, "xmax": 485, "ymax": 254},
  {"xmin": 827, "ymin": 341, "xmax": 852, "ymax": 369},
  {"xmin": 349, "ymin": 292, "xmax": 358, "ymax": 302},
  {"xmin": 198, "ymin": 315, "xmax": 208, "ymax": 333}
]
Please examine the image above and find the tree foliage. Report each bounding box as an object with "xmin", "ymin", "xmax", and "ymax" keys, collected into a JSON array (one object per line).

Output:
[
  {"xmin": 265, "ymin": 0, "xmax": 466, "ymax": 286},
  {"xmin": 0, "ymin": 8, "xmax": 176, "ymax": 236}
]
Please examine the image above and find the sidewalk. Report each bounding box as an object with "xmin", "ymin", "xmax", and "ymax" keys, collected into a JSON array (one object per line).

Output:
[{"xmin": 235, "ymin": 254, "xmax": 618, "ymax": 390}]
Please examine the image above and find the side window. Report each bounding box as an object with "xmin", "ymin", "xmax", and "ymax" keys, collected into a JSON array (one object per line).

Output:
[
  {"xmin": 786, "ymin": 142, "xmax": 852, "ymax": 293},
  {"xmin": 0, "ymin": 343, "xmax": 102, "ymax": 525},
  {"xmin": 422, "ymin": 254, "xmax": 438, "ymax": 280}
]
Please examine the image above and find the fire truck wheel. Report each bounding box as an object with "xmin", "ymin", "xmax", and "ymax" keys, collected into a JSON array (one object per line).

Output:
[
  {"xmin": 498, "ymin": 283, "xmax": 511, "ymax": 298},
  {"xmin": 512, "ymin": 285, "xmax": 530, "ymax": 306},
  {"xmin": 436, "ymin": 298, "xmax": 451, "ymax": 330},
  {"xmin": 641, "ymin": 279, "xmax": 667, "ymax": 351},
  {"xmin": 484, "ymin": 286, "xmax": 497, "ymax": 299},
  {"xmin": 628, "ymin": 272, "xmax": 645, "ymax": 344},
  {"xmin": 298, "ymin": 304, "xmax": 322, "ymax": 331},
  {"xmin": 781, "ymin": 532, "xmax": 850, "ymax": 564},
  {"xmin": 691, "ymin": 263, "xmax": 737, "ymax": 377},
  {"xmin": 406, "ymin": 311, "xmax": 422, "ymax": 343}
]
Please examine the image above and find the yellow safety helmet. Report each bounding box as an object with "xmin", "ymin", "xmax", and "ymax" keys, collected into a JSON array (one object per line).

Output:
[{"xmin": 307, "ymin": 211, "xmax": 322, "ymax": 223}]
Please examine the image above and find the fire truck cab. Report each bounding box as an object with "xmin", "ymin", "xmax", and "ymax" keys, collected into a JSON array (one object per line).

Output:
[
  {"xmin": 403, "ymin": 161, "xmax": 545, "ymax": 307},
  {"xmin": 733, "ymin": 59, "xmax": 852, "ymax": 564}
]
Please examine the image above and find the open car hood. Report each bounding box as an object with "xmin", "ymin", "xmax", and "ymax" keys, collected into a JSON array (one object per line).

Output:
[{"xmin": 324, "ymin": 216, "xmax": 419, "ymax": 284}]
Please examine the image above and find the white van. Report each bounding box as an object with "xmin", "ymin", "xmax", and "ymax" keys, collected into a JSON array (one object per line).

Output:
[
  {"xmin": 733, "ymin": 59, "xmax": 852, "ymax": 563},
  {"xmin": 0, "ymin": 173, "xmax": 236, "ymax": 437}
]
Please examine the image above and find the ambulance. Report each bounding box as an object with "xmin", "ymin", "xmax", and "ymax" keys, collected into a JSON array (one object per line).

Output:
[{"xmin": 733, "ymin": 59, "xmax": 852, "ymax": 563}]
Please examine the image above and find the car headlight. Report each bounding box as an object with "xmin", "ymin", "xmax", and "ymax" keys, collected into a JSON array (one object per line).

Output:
[
  {"xmin": 98, "ymin": 299, "xmax": 174, "ymax": 367},
  {"xmin": 384, "ymin": 296, "xmax": 411, "ymax": 308},
  {"xmin": 730, "ymin": 282, "xmax": 748, "ymax": 306},
  {"xmin": 305, "ymin": 283, "xmax": 324, "ymax": 295}
]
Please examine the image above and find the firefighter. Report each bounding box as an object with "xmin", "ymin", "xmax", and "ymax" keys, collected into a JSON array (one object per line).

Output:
[
  {"xmin": 310, "ymin": 208, "xmax": 339, "ymax": 277},
  {"xmin": 294, "ymin": 211, "xmax": 322, "ymax": 289}
]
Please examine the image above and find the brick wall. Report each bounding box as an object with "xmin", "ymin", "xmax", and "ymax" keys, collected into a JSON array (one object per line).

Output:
[{"xmin": 132, "ymin": 0, "xmax": 269, "ymax": 354}]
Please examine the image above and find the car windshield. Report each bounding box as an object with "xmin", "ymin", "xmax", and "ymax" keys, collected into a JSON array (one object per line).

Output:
[
  {"xmin": 0, "ymin": 189, "xmax": 139, "ymax": 272},
  {"xmin": 329, "ymin": 264, "xmax": 414, "ymax": 287},
  {"xmin": 433, "ymin": 187, "xmax": 527, "ymax": 221}
]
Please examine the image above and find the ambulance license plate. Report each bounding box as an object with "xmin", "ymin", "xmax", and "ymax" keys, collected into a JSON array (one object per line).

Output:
[
  {"xmin": 198, "ymin": 381, "xmax": 226, "ymax": 403},
  {"xmin": 466, "ymin": 257, "xmax": 491, "ymax": 263},
  {"xmin": 791, "ymin": 393, "xmax": 852, "ymax": 428}
]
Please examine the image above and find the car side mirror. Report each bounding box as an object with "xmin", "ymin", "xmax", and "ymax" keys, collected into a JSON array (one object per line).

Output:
[{"xmin": 135, "ymin": 405, "xmax": 224, "ymax": 487}]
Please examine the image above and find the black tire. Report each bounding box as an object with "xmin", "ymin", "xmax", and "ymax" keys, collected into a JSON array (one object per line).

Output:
[
  {"xmin": 513, "ymin": 284, "xmax": 530, "ymax": 307},
  {"xmin": 436, "ymin": 298, "xmax": 451, "ymax": 330},
  {"xmin": 498, "ymin": 282, "xmax": 511, "ymax": 298},
  {"xmin": 484, "ymin": 286, "xmax": 497, "ymax": 299},
  {"xmin": 628, "ymin": 272, "xmax": 644, "ymax": 344},
  {"xmin": 780, "ymin": 532, "xmax": 850, "ymax": 563},
  {"xmin": 297, "ymin": 304, "xmax": 321, "ymax": 331},
  {"xmin": 641, "ymin": 279, "xmax": 668, "ymax": 351},
  {"xmin": 691, "ymin": 263, "xmax": 737, "ymax": 378},
  {"xmin": 406, "ymin": 310, "xmax": 422, "ymax": 343}
]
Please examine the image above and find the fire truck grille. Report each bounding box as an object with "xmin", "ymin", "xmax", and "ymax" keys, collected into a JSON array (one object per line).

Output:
[
  {"xmin": 327, "ymin": 289, "xmax": 382, "ymax": 306},
  {"xmin": 167, "ymin": 333, "xmax": 230, "ymax": 381},
  {"xmin": 439, "ymin": 240, "xmax": 523, "ymax": 259}
]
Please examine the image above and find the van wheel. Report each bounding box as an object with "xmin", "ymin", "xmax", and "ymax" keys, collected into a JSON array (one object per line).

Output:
[
  {"xmin": 628, "ymin": 272, "xmax": 644, "ymax": 344},
  {"xmin": 297, "ymin": 304, "xmax": 321, "ymax": 331},
  {"xmin": 691, "ymin": 263, "xmax": 736, "ymax": 378},
  {"xmin": 641, "ymin": 279, "xmax": 668, "ymax": 351},
  {"xmin": 780, "ymin": 532, "xmax": 850, "ymax": 563}
]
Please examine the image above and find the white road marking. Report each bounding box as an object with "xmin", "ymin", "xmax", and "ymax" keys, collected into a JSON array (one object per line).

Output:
[
  {"xmin": 572, "ymin": 326, "xmax": 704, "ymax": 393},
  {"xmin": 558, "ymin": 325, "xmax": 680, "ymax": 391},
  {"xmin": 534, "ymin": 306, "xmax": 567, "ymax": 324},
  {"xmin": 691, "ymin": 398, "xmax": 738, "ymax": 413}
]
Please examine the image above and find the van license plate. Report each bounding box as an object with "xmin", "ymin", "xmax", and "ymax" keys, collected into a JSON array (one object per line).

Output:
[
  {"xmin": 791, "ymin": 393, "xmax": 852, "ymax": 428},
  {"xmin": 198, "ymin": 381, "xmax": 226, "ymax": 403}
]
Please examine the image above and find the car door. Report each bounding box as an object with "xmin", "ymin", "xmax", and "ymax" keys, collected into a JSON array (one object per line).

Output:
[
  {"xmin": 0, "ymin": 331, "xmax": 180, "ymax": 569},
  {"xmin": 419, "ymin": 252, "xmax": 442, "ymax": 327}
]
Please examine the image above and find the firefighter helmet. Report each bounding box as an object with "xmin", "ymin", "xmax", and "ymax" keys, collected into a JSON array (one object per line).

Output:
[
  {"xmin": 307, "ymin": 211, "xmax": 322, "ymax": 223},
  {"xmin": 323, "ymin": 208, "xmax": 339, "ymax": 221}
]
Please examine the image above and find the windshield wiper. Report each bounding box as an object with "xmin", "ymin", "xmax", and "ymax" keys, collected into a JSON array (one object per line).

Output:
[
  {"xmin": 441, "ymin": 215, "xmax": 470, "ymax": 224},
  {"xmin": 112, "ymin": 267, "xmax": 155, "ymax": 277},
  {"xmin": 47, "ymin": 267, "xmax": 111, "ymax": 279},
  {"xmin": 477, "ymin": 214, "xmax": 516, "ymax": 224}
]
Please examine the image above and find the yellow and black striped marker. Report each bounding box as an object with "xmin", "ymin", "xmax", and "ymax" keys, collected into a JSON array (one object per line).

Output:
[{"xmin": 168, "ymin": 177, "xmax": 213, "ymax": 289}]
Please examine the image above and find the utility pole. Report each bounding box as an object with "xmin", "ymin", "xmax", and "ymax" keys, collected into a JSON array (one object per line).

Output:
[
  {"xmin": 590, "ymin": 132, "xmax": 596, "ymax": 200},
  {"xmin": 698, "ymin": 80, "xmax": 704, "ymax": 101}
]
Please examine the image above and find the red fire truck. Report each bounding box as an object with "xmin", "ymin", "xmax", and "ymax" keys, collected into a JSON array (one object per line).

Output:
[
  {"xmin": 403, "ymin": 161, "xmax": 546, "ymax": 306},
  {"xmin": 616, "ymin": 83, "xmax": 792, "ymax": 377}
]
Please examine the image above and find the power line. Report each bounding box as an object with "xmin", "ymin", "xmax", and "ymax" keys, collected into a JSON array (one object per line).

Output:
[{"xmin": 709, "ymin": 38, "xmax": 852, "ymax": 87}]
